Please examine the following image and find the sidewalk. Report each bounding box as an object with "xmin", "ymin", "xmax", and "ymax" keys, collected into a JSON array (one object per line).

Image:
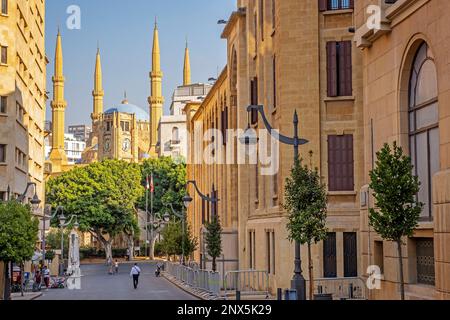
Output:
[{"xmin": 11, "ymin": 292, "xmax": 42, "ymax": 300}]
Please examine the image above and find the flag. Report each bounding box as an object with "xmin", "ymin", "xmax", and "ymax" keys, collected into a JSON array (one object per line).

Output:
[
  {"xmin": 146, "ymin": 175, "xmax": 150, "ymax": 191},
  {"xmin": 150, "ymin": 174, "xmax": 155, "ymax": 193}
]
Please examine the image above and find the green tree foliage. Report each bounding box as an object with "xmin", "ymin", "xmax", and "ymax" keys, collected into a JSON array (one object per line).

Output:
[
  {"xmin": 46, "ymin": 159, "xmax": 143, "ymax": 262},
  {"xmin": 160, "ymin": 220, "xmax": 197, "ymax": 262},
  {"xmin": 140, "ymin": 157, "xmax": 186, "ymax": 259},
  {"xmin": 284, "ymin": 157, "xmax": 328, "ymax": 300},
  {"xmin": 205, "ymin": 215, "xmax": 223, "ymax": 272},
  {"xmin": 369, "ymin": 142, "xmax": 422, "ymax": 300},
  {"xmin": 45, "ymin": 228, "xmax": 70, "ymax": 258},
  {"xmin": 0, "ymin": 201, "xmax": 39, "ymax": 263}
]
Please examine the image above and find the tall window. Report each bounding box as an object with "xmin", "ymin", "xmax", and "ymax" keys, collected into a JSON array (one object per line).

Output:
[
  {"xmin": 343, "ymin": 232, "xmax": 358, "ymax": 277},
  {"xmin": 1, "ymin": 96, "xmax": 6, "ymax": 113},
  {"xmin": 250, "ymin": 78, "xmax": 258, "ymax": 124},
  {"xmin": 259, "ymin": 0, "xmax": 264, "ymax": 42},
  {"xmin": 327, "ymin": 41, "xmax": 352, "ymax": 97},
  {"xmin": 408, "ymin": 42, "xmax": 439, "ymax": 221},
  {"xmin": 323, "ymin": 232, "xmax": 337, "ymax": 278},
  {"xmin": 1, "ymin": 45, "xmax": 7, "ymax": 64},
  {"xmin": 172, "ymin": 127, "xmax": 179, "ymax": 142},
  {"xmin": 319, "ymin": 0, "xmax": 353, "ymax": 11},
  {"xmin": 271, "ymin": 0, "xmax": 276, "ymax": 29},
  {"xmin": 273, "ymin": 56, "xmax": 277, "ymax": 109},
  {"xmin": 328, "ymin": 135, "xmax": 354, "ymax": 191},
  {"xmin": 1, "ymin": 0, "xmax": 7, "ymax": 15},
  {"xmin": 0, "ymin": 144, "xmax": 6, "ymax": 162}
]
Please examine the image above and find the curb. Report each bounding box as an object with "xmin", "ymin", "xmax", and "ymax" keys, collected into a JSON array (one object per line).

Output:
[{"xmin": 161, "ymin": 272, "xmax": 225, "ymax": 301}]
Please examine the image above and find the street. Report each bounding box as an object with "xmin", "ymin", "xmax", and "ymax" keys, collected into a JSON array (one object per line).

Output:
[{"xmin": 37, "ymin": 262, "xmax": 197, "ymax": 300}]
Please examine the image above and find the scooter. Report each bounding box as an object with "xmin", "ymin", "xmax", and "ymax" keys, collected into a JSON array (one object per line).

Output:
[{"xmin": 155, "ymin": 265, "xmax": 161, "ymax": 277}]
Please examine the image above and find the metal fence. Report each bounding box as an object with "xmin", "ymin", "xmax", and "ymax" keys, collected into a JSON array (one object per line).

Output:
[
  {"xmin": 164, "ymin": 261, "xmax": 221, "ymax": 296},
  {"xmin": 223, "ymin": 270, "xmax": 270, "ymax": 298},
  {"xmin": 313, "ymin": 277, "xmax": 368, "ymax": 300}
]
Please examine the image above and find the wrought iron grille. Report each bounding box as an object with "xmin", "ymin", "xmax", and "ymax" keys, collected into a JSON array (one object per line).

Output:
[{"xmin": 416, "ymin": 239, "xmax": 435, "ymax": 286}]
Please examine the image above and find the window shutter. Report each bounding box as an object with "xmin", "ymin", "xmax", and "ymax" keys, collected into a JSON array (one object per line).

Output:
[
  {"xmin": 319, "ymin": 0, "xmax": 328, "ymax": 11},
  {"xmin": 251, "ymin": 78, "xmax": 259, "ymax": 124},
  {"xmin": 202, "ymin": 199, "xmax": 206, "ymax": 224},
  {"xmin": 327, "ymin": 42, "xmax": 338, "ymax": 97},
  {"xmin": 339, "ymin": 41, "xmax": 353, "ymax": 96},
  {"xmin": 328, "ymin": 135, "xmax": 354, "ymax": 191},
  {"xmin": 349, "ymin": 0, "xmax": 354, "ymax": 9}
]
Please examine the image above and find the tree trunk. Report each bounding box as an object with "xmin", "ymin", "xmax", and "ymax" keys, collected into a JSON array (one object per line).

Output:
[
  {"xmin": 149, "ymin": 234, "xmax": 156, "ymax": 260},
  {"xmin": 212, "ymin": 257, "xmax": 217, "ymax": 272},
  {"xmin": 20, "ymin": 263, "xmax": 24, "ymax": 297},
  {"xmin": 308, "ymin": 243, "xmax": 314, "ymax": 301},
  {"xmin": 397, "ymin": 240, "xmax": 405, "ymax": 300},
  {"xmin": 126, "ymin": 234, "xmax": 134, "ymax": 262},
  {"xmin": 104, "ymin": 241, "xmax": 113, "ymax": 264}
]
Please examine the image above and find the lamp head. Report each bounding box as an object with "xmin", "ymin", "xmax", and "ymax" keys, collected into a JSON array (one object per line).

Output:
[
  {"xmin": 163, "ymin": 212, "xmax": 171, "ymax": 223},
  {"xmin": 183, "ymin": 195, "xmax": 193, "ymax": 209},
  {"xmin": 30, "ymin": 193, "xmax": 41, "ymax": 207},
  {"xmin": 59, "ymin": 214, "xmax": 66, "ymax": 226},
  {"xmin": 239, "ymin": 126, "xmax": 258, "ymax": 146}
]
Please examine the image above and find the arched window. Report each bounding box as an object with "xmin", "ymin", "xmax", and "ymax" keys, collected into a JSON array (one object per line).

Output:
[
  {"xmin": 172, "ymin": 127, "xmax": 179, "ymax": 142},
  {"xmin": 409, "ymin": 42, "xmax": 439, "ymax": 220}
]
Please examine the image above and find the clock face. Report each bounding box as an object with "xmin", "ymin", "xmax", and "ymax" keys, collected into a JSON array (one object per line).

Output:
[
  {"xmin": 122, "ymin": 138, "xmax": 131, "ymax": 152},
  {"xmin": 104, "ymin": 138, "xmax": 111, "ymax": 152}
]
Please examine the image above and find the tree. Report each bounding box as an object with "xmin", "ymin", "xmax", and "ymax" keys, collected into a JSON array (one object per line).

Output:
[
  {"xmin": 159, "ymin": 220, "xmax": 197, "ymax": 263},
  {"xmin": 284, "ymin": 157, "xmax": 328, "ymax": 300},
  {"xmin": 369, "ymin": 142, "xmax": 422, "ymax": 300},
  {"xmin": 140, "ymin": 157, "xmax": 186, "ymax": 259},
  {"xmin": 0, "ymin": 201, "xmax": 39, "ymax": 300},
  {"xmin": 45, "ymin": 228, "xmax": 70, "ymax": 259},
  {"xmin": 46, "ymin": 159, "xmax": 143, "ymax": 263},
  {"xmin": 205, "ymin": 215, "xmax": 223, "ymax": 272}
]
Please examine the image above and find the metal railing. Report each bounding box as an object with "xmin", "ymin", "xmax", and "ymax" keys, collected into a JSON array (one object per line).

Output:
[
  {"xmin": 224, "ymin": 270, "xmax": 270, "ymax": 298},
  {"xmin": 164, "ymin": 261, "xmax": 221, "ymax": 296},
  {"xmin": 313, "ymin": 277, "xmax": 368, "ymax": 300}
]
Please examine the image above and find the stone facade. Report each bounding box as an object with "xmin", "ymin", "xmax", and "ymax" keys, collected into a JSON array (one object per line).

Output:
[
  {"xmin": 187, "ymin": 0, "xmax": 365, "ymax": 296},
  {"xmin": 0, "ymin": 0, "xmax": 47, "ymax": 203},
  {"xmin": 355, "ymin": 0, "xmax": 450, "ymax": 300}
]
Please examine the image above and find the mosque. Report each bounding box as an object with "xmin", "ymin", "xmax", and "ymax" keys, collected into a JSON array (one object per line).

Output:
[{"xmin": 46, "ymin": 20, "xmax": 198, "ymax": 177}]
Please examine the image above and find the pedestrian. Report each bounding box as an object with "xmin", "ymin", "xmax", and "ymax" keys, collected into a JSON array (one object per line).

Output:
[
  {"xmin": 114, "ymin": 259, "xmax": 119, "ymax": 274},
  {"xmin": 130, "ymin": 263, "xmax": 141, "ymax": 289},
  {"xmin": 42, "ymin": 266, "xmax": 50, "ymax": 289}
]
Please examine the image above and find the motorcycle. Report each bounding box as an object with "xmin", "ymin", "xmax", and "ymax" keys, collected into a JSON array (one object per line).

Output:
[{"xmin": 155, "ymin": 265, "xmax": 161, "ymax": 277}]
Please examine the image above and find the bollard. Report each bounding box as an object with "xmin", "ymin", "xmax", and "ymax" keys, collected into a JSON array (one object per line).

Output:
[
  {"xmin": 277, "ymin": 288, "xmax": 283, "ymax": 301},
  {"xmin": 236, "ymin": 290, "xmax": 241, "ymax": 301},
  {"xmin": 284, "ymin": 289, "xmax": 297, "ymax": 301}
]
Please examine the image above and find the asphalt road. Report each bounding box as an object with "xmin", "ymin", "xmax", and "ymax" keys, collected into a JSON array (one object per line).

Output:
[{"xmin": 37, "ymin": 262, "xmax": 197, "ymax": 300}]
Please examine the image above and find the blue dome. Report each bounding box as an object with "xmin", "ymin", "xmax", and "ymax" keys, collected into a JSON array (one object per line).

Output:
[{"xmin": 105, "ymin": 101, "xmax": 149, "ymax": 122}]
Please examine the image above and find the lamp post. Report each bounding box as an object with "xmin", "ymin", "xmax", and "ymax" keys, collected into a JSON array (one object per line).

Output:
[
  {"xmin": 242, "ymin": 104, "xmax": 309, "ymax": 301},
  {"xmin": 41, "ymin": 206, "xmax": 64, "ymax": 272},
  {"xmin": 183, "ymin": 180, "xmax": 219, "ymax": 269}
]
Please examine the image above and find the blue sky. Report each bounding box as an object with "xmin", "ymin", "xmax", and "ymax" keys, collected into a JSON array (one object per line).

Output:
[{"xmin": 45, "ymin": 0, "xmax": 236, "ymax": 128}]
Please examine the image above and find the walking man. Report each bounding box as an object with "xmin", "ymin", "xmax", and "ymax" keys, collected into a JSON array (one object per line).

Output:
[
  {"xmin": 130, "ymin": 263, "xmax": 141, "ymax": 289},
  {"xmin": 42, "ymin": 266, "xmax": 50, "ymax": 289},
  {"xmin": 114, "ymin": 260, "xmax": 119, "ymax": 275}
]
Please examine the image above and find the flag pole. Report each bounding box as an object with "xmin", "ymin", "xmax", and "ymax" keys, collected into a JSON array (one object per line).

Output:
[{"xmin": 150, "ymin": 173, "xmax": 154, "ymax": 260}]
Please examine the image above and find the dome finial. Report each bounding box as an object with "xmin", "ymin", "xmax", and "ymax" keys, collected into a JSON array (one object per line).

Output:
[{"xmin": 122, "ymin": 90, "xmax": 129, "ymax": 104}]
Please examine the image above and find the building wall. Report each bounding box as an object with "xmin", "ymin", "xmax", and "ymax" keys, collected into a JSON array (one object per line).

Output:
[
  {"xmin": 216, "ymin": 0, "xmax": 365, "ymax": 294},
  {"xmin": 355, "ymin": 0, "xmax": 450, "ymax": 300},
  {"xmin": 158, "ymin": 116, "xmax": 187, "ymax": 159},
  {"xmin": 186, "ymin": 68, "xmax": 239, "ymax": 276},
  {"xmin": 0, "ymin": 0, "xmax": 47, "ymax": 206}
]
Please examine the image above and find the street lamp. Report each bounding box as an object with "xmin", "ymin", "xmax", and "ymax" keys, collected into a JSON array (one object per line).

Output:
[
  {"xmin": 184, "ymin": 180, "xmax": 219, "ymax": 269},
  {"xmin": 41, "ymin": 205, "xmax": 64, "ymax": 274},
  {"xmin": 241, "ymin": 104, "xmax": 309, "ymax": 301}
]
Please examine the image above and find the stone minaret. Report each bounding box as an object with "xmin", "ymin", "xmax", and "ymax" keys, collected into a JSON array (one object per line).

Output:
[
  {"xmin": 148, "ymin": 19, "xmax": 164, "ymax": 157},
  {"xmin": 92, "ymin": 46, "xmax": 104, "ymax": 121},
  {"xmin": 49, "ymin": 30, "xmax": 68, "ymax": 166},
  {"xmin": 183, "ymin": 40, "xmax": 191, "ymax": 86}
]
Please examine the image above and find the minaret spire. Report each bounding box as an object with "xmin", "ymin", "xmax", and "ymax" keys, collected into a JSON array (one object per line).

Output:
[
  {"xmin": 49, "ymin": 30, "xmax": 68, "ymax": 166},
  {"xmin": 148, "ymin": 18, "xmax": 164, "ymax": 157},
  {"xmin": 92, "ymin": 45, "xmax": 104, "ymax": 120},
  {"xmin": 183, "ymin": 37, "xmax": 191, "ymax": 86}
]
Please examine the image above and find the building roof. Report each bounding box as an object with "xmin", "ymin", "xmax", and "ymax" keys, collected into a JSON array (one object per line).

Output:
[{"xmin": 104, "ymin": 101, "xmax": 149, "ymax": 122}]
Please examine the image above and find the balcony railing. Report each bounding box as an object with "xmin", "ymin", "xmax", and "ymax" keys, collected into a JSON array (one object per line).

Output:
[{"xmin": 312, "ymin": 277, "xmax": 368, "ymax": 300}]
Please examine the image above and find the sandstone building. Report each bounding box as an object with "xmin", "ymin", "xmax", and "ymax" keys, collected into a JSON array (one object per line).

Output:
[
  {"xmin": 187, "ymin": 0, "xmax": 365, "ymax": 296},
  {"xmin": 355, "ymin": 0, "xmax": 450, "ymax": 300}
]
